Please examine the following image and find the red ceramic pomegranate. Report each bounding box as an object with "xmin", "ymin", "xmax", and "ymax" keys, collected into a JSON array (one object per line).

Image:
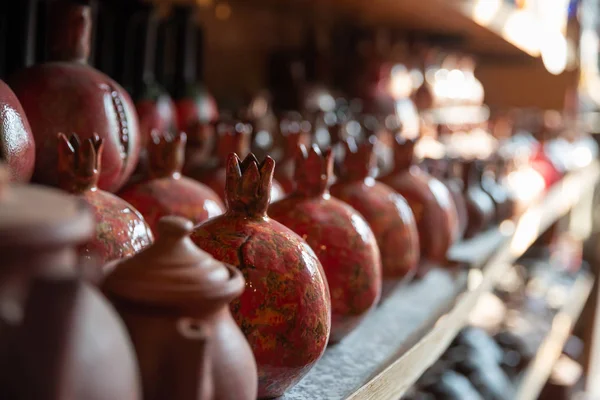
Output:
[
  {"xmin": 10, "ymin": 0, "xmax": 140, "ymax": 192},
  {"xmin": 188, "ymin": 120, "xmax": 285, "ymax": 202},
  {"xmin": 57, "ymin": 133, "xmax": 153, "ymax": 268},
  {"xmin": 191, "ymin": 153, "xmax": 330, "ymax": 399},
  {"xmin": 119, "ymin": 132, "xmax": 224, "ymax": 235},
  {"xmin": 331, "ymin": 138, "xmax": 419, "ymax": 298},
  {"xmin": 270, "ymin": 144, "xmax": 382, "ymax": 343},
  {"xmin": 0, "ymin": 80, "xmax": 35, "ymax": 182},
  {"xmin": 274, "ymin": 117, "xmax": 312, "ymax": 193},
  {"xmin": 379, "ymin": 136, "xmax": 459, "ymax": 269}
]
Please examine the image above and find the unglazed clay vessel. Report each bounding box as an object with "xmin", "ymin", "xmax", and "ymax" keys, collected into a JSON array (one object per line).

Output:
[
  {"xmin": 274, "ymin": 116, "xmax": 312, "ymax": 193},
  {"xmin": 0, "ymin": 164, "xmax": 94, "ymax": 323},
  {"xmin": 57, "ymin": 133, "xmax": 153, "ymax": 267},
  {"xmin": 270, "ymin": 144, "xmax": 382, "ymax": 342},
  {"xmin": 9, "ymin": 0, "xmax": 140, "ymax": 192},
  {"xmin": 0, "ymin": 275, "xmax": 141, "ymax": 400},
  {"xmin": 0, "ymin": 80, "xmax": 35, "ymax": 182},
  {"xmin": 119, "ymin": 132, "xmax": 224, "ymax": 235},
  {"xmin": 191, "ymin": 153, "xmax": 330, "ymax": 398},
  {"xmin": 379, "ymin": 136, "xmax": 459, "ymax": 269},
  {"xmin": 331, "ymin": 138, "xmax": 419, "ymax": 298},
  {"xmin": 461, "ymin": 160, "xmax": 495, "ymax": 238},
  {"xmin": 104, "ymin": 216, "xmax": 257, "ymax": 400},
  {"xmin": 188, "ymin": 120, "xmax": 285, "ymax": 202}
]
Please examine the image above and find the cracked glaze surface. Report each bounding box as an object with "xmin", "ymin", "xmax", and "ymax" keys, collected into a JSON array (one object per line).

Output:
[{"xmin": 191, "ymin": 214, "xmax": 330, "ymax": 398}]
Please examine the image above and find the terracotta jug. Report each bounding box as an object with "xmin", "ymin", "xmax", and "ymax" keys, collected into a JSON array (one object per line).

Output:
[
  {"xmin": 0, "ymin": 80, "xmax": 35, "ymax": 183},
  {"xmin": 274, "ymin": 115, "xmax": 312, "ymax": 193},
  {"xmin": 119, "ymin": 132, "xmax": 224, "ymax": 235},
  {"xmin": 103, "ymin": 216, "xmax": 256, "ymax": 400},
  {"xmin": 461, "ymin": 159, "xmax": 495, "ymax": 238},
  {"xmin": 270, "ymin": 145, "xmax": 382, "ymax": 343},
  {"xmin": 57, "ymin": 133, "xmax": 153, "ymax": 268},
  {"xmin": 0, "ymin": 275, "xmax": 141, "ymax": 400},
  {"xmin": 0, "ymin": 163, "xmax": 93, "ymax": 324},
  {"xmin": 331, "ymin": 137, "xmax": 420, "ymax": 298},
  {"xmin": 188, "ymin": 120, "xmax": 285, "ymax": 202},
  {"xmin": 379, "ymin": 136, "xmax": 459, "ymax": 270},
  {"xmin": 191, "ymin": 153, "xmax": 331, "ymax": 398},
  {"xmin": 9, "ymin": 0, "xmax": 141, "ymax": 192}
]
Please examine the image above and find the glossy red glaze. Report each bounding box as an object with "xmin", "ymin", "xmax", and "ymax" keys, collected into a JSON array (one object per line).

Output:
[
  {"xmin": 0, "ymin": 80, "xmax": 35, "ymax": 182},
  {"xmin": 331, "ymin": 138, "xmax": 419, "ymax": 298},
  {"xmin": 191, "ymin": 153, "xmax": 330, "ymax": 399},
  {"xmin": 136, "ymin": 94, "xmax": 177, "ymax": 149},
  {"xmin": 10, "ymin": 2, "xmax": 140, "ymax": 192},
  {"xmin": 270, "ymin": 145, "xmax": 382, "ymax": 342},
  {"xmin": 119, "ymin": 132, "xmax": 224, "ymax": 235},
  {"xmin": 379, "ymin": 137, "xmax": 459, "ymax": 268},
  {"xmin": 57, "ymin": 133, "xmax": 153, "ymax": 268},
  {"xmin": 189, "ymin": 120, "xmax": 285, "ymax": 202},
  {"xmin": 442, "ymin": 159, "xmax": 468, "ymax": 240}
]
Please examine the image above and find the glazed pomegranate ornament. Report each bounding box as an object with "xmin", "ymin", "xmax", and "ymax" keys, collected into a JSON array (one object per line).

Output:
[
  {"xmin": 189, "ymin": 120, "xmax": 285, "ymax": 202},
  {"xmin": 379, "ymin": 136, "xmax": 459, "ymax": 269},
  {"xmin": 274, "ymin": 117, "xmax": 312, "ymax": 193},
  {"xmin": 270, "ymin": 144, "xmax": 382, "ymax": 342},
  {"xmin": 0, "ymin": 80, "xmax": 35, "ymax": 182},
  {"xmin": 191, "ymin": 153, "xmax": 330, "ymax": 398},
  {"xmin": 331, "ymin": 138, "xmax": 419, "ymax": 298},
  {"xmin": 461, "ymin": 160, "xmax": 495, "ymax": 239},
  {"xmin": 10, "ymin": 0, "xmax": 140, "ymax": 192},
  {"xmin": 119, "ymin": 132, "xmax": 224, "ymax": 235},
  {"xmin": 57, "ymin": 133, "xmax": 153, "ymax": 267}
]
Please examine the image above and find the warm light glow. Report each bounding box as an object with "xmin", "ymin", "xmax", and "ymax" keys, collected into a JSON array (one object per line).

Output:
[
  {"xmin": 541, "ymin": 30, "xmax": 568, "ymax": 75},
  {"xmin": 506, "ymin": 167, "xmax": 546, "ymax": 205},
  {"xmin": 390, "ymin": 65, "xmax": 414, "ymax": 99},
  {"xmin": 468, "ymin": 269, "xmax": 483, "ymax": 290},
  {"xmin": 215, "ymin": 3, "xmax": 232, "ymax": 20},
  {"xmin": 499, "ymin": 220, "xmax": 516, "ymax": 235},
  {"xmin": 415, "ymin": 136, "xmax": 446, "ymax": 160},
  {"xmin": 502, "ymin": 11, "xmax": 541, "ymax": 56},
  {"xmin": 510, "ymin": 208, "xmax": 541, "ymax": 256},
  {"xmin": 472, "ymin": 0, "xmax": 502, "ymax": 26}
]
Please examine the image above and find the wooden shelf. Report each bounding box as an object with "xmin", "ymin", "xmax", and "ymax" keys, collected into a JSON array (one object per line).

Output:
[
  {"xmin": 149, "ymin": 0, "xmax": 559, "ymax": 58},
  {"xmin": 281, "ymin": 161, "xmax": 600, "ymax": 400}
]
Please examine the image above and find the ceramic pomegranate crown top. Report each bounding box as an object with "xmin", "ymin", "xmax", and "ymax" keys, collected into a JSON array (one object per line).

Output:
[
  {"xmin": 57, "ymin": 133, "xmax": 103, "ymax": 193},
  {"xmin": 340, "ymin": 137, "xmax": 377, "ymax": 181},
  {"xmin": 392, "ymin": 135, "xmax": 418, "ymax": 171},
  {"xmin": 148, "ymin": 131, "xmax": 186, "ymax": 179},
  {"xmin": 293, "ymin": 144, "xmax": 333, "ymax": 197},
  {"xmin": 216, "ymin": 121, "xmax": 252, "ymax": 164},
  {"xmin": 49, "ymin": 0, "xmax": 92, "ymax": 63},
  {"xmin": 280, "ymin": 118, "xmax": 311, "ymax": 158},
  {"xmin": 104, "ymin": 216, "xmax": 243, "ymax": 311},
  {"xmin": 225, "ymin": 153, "xmax": 275, "ymax": 217}
]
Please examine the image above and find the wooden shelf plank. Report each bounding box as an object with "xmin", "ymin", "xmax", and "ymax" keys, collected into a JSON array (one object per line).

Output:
[
  {"xmin": 515, "ymin": 271, "xmax": 595, "ymax": 400},
  {"xmin": 281, "ymin": 162, "xmax": 600, "ymax": 400}
]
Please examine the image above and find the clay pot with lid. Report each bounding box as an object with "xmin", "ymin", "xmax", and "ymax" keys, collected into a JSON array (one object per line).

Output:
[
  {"xmin": 188, "ymin": 120, "xmax": 285, "ymax": 202},
  {"xmin": 274, "ymin": 115, "xmax": 312, "ymax": 193},
  {"xmin": 119, "ymin": 132, "xmax": 224, "ymax": 235},
  {"xmin": 379, "ymin": 136, "xmax": 459, "ymax": 268},
  {"xmin": 191, "ymin": 153, "xmax": 330, "ymax": 398},
  {"xmin": 103, "ymin": 216, "xmax": 257, "ymax": 400},
  {"xmin": 461, "ymin": 159, "xmax": 495, "ymax": 238},
  {"xmin": 331, "ymin": 137, "xmax": 419, "ymax": 298},
  {"xmin": 0, "ymin": 166, "xmax": 141, "ymax": 400},
  {"xmin": 9, "ymin": 0, "xmax": 140, "ymax": 192},
  {"xmin": 57, "ymin": 133, "xmax": 153, "ymax": 268},
  {"xmin": 270, "ymin": 144, "xmax": 382, "ymax": 343},
  {"xmin": 0, "ymin": 80, "xmax": 35, "ymax": 183}
]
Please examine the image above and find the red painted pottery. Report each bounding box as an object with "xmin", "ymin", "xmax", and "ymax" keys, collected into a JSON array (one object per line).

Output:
[
  {"xmin": 119, "ymin": 132, "xmax": 224, "ymax": 235},
  {"xmin": 0, "ymin": 80, "xmax": 35, "ymax": 182},
  {"xmin": 274, "ymin": 117, "xmax": 311, "ymax": 193},
  {"xmin": 331, "ymin": 138, "xmax": 419, "ymax": 298},
  {"xmin": 442, "ymin": 159, "xmax": 469, "ymax": 240},
  {"xmin": 461, "ymin": 160, "xmax": 495, "ymax": 239},
  {"xmin": 104, "ymin": 216, "xmax": 257, "ymax": 400},
  {"xmin": 379, "ymin": 136, "xmax": 459, "ymax": 268},
  {"xmin": 9, "ymin": 0, "xmax": 140, "ymax": 192},
  {"xmin": 188, "ymin": 120, "xmax": 285, "ymax": 202},
  {"xmin": 191, "ymin": 153, "xmax": 330, "ymax": 399},
  {"xmin": 57, "ymin": 133, "xmax": 153, "ymax": 268},
  {"xmin": 270, "ymin": 145, "xmax": 382, "ymax": 343}
]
